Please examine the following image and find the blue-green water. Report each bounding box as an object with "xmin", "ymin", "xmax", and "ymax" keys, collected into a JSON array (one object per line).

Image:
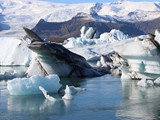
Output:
[{"xmin": 0, "ymin": 75, "xmax": 160, "ymax": 120}]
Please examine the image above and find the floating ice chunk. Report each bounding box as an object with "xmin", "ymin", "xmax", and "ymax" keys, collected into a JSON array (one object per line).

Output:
[
  {"xmin": 62, "ymin": 85, "xmax": 86, "ymax": 100},
  {"xmin": 147, "ymin": 80, "xmax": 154, "ymax": 87},
  {"xmin": 137, "ymin": 79, "xmax": 148, "ymax": 87},
  {"xmin": 120, "ymin": 65, "xmax": 131, "ymax": 80},
  {"xmin": 7, "ymin": 74, "xmax": 61, "ymax": 95},
  {"xmin": 62, "ymin": 85, "xmax": 73, "ymax": 100},
  {"xmin": 69, "ymin": 86, "xmax": 86, "ymax": 94},
  {"xmin": 100, "ymin": 29, "xmax": 128, "ymax": 43},
  {"xmin": 137, "ymin": 79, "xmax": 154, "ymax": 88},
  {"xmin": 39, "ymin": 86, "xmax": 56, "ymax": 102},
  {"xmin": 154, "ymin": 77, "xmax": 160, "ymax": 86}
]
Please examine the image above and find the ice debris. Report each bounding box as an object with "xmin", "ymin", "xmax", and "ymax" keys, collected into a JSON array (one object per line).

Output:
[{"xmin": 39, "ymin": 86, "xmax": 56, "ymax": 102}]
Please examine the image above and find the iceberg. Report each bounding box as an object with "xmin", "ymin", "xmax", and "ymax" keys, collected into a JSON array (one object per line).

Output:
[
  {"xmin": 115, "ymin": 30, "xmax": 160, "ymax": 80},
  {"xmin": 23, "ymin": 27, "xmax": 108, "ymax": 77},
  {"xmin": 137, "ymin": 78, "xmax": 154, "ymax": 88},
  {"xmin": 0, "ymin": 37, "xmax": 31, "ymax": 66},
  {"xmin": 154, "ymin": 77, "xmax": 160, "ymax": 86},
  {"xmin": 63, "ymin": 26, "xmax": 129, "ymax": 65},
  {"xmin": 0, "ymin": 26, "xmax": 128, "ymax": 78},
  {"xmin": 64, "ymin": 26, "xmax": 128, "ymax": 49},
  {"xmin": 100, "ymin": 29, "xmax": 128, "ymax": 43},
  {"xmin": 7, "ymin": 74, "xmax": 61, "ymax": 95},
  {"xmin": 80, "ymin": 26, "xmax": 98, "ymax": 39}
]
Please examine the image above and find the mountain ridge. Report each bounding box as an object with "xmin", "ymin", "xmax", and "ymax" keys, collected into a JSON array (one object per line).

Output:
[
  {"xmin": 32, "ymin": 14, "xmax": 160, "ymax": 42},
  {"xmin": 0, "ymin": 0, "xmax": 160, "ymax": 37}
]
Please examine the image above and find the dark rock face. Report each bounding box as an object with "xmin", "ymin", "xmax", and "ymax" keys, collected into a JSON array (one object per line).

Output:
[
  {"xmin": 24, "ymin": 27, "xmax": 109, "ymax": 77},
  {"xmin": 135, "ymin": 17, "xmax": 160, "ymax": 34},
  {"xmin": 32, "ymin": 17, "xmax": 89, "ymax": 42},
  {"xmin": 32, "ymin": 15, "xmax": 160, "ymax": 42}
]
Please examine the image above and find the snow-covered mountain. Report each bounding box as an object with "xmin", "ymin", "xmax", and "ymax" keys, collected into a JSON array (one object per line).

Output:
[{"xmin": 0, "ymin": 0, "xmax": 160, "ymax": 36}]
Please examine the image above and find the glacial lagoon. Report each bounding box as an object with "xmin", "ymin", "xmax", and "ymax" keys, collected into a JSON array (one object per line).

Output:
[{"xmin": 0, "ymin": 74, "xmax": 160, "ymax": 120}]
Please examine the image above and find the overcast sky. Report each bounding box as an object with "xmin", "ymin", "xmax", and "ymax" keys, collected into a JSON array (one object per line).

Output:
[{"xmin": 40, "ymin": 0, "xmax": 159, "ymax": 4}]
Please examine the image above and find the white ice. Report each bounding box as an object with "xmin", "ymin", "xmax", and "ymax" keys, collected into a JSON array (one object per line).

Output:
[
  {"xmin": 64, "ymin": 28, "xmax": 128, "ymax": 49},
  {"xmin": 137, "ymin": 79, "xmax": 154, "ymax": 88},
  {"xmin": 0, "ymin": 70, "xmax": 25, "ymax": 80},
  {"xmin": 7, "ymin": 74, "xmax": 61, "ymax": 95},
  {"xmin": 39, "ymin": 85, "xmax": 86, "ymax": 102},
  {"xmin": 154, "ymin": 77, "xmax": 160, "ymax": 86},
  {"xmin": 68, "ymin": 86, "xmax": 86, "ymax": 94},
  {"xmin": 62, "ymin": 85, "xmax": 86, "ymax": 100},
  {"xmin": 39, "ymin": 86, "xmax": 56, "ymax": 102},
  {"xmin": 96, "ymin": 56, "xmax": 107, "ymax": 67},
  {"xmin": 0, "ymin": 37, "xmax": 31, "ymax": 66},
  {"xmin": 62, "ymin": 85, "xmax": 73, "ymax": 100}
]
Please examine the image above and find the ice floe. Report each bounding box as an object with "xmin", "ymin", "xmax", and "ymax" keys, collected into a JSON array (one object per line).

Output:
[{"xmin": 7, "ymin": 74, "xmax": 61, "ymax": 95}]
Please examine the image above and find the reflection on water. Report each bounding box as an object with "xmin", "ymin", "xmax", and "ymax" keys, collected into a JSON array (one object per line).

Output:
[
  {"xmin": 117, "ymin": 79, "xmax": 160, "ymax": 120},
  {"xmin": 0, "ymin": 75, "xmax": 160, "ymax": 120},
  {"xmin": 7, "ymin": 96, "xmax": 71, "ymax": 117}
]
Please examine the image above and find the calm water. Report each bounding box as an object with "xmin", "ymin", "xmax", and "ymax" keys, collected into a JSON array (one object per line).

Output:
[{"xmin": 0, "ymin": 75, "xmax": 160, "ymax": 120}]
